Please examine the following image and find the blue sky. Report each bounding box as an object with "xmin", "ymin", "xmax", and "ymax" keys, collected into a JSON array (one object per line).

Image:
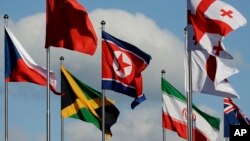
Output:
[{"xmin": 0, "ymin": 0, "xmax": 250, "ymax": 141}]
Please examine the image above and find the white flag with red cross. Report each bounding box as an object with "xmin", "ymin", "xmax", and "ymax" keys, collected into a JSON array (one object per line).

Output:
[{"xmin": 191, "ymin": 49, "xmax": 239, "ymax": 98}]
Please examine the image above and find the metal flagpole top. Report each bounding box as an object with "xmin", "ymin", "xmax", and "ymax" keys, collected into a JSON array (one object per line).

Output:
[
  {"xmin": 161, "ymin": 69, "xmax": 166, "ymax": 78},
  {"xmin": 60, "ymin": 56, "xmax": 64, "ymax": 61},
  {"xmin": 101, "ymin": 20, "xmax": 106, "ymax": 26},
  {"xmin": 3, "ymin": 14, "xmax": 9, "ymax": 27},
  {"xmin": 184, "ymin": 26, "xmax": 187, "ymax": 32},
  {"xmin": 101, "ymin": 20, "xmax": 106, "ymax": 31},
  {"xmin": 3, "ymin": 14, "xmax": 9, "ymax": 19},
  {"xmin": 161, "ymin": 69, "xmax": 166, "ymax": 74}
]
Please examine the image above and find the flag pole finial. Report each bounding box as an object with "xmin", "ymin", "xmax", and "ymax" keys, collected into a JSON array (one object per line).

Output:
[
  {"xmin": 161, "ymin": 70, "xmax": 165, "ymax": 74},
  {"xmin": 60, "ymin": 56, "xmax": 64, "ymax": 61},
  {"xmin": 3, "ymin": 14, "xmax": 9, "ymax": 19},
  {"xmin": 101, "ymin": 20, "xmax": 106, "ymax": 26},
  {"xmin": 3, "ymin": 14, "xmax": 9, "ymax": 27},
  {"xmin": 184, "ymin": 26, "xmax": 187, "ymax": 31},
  {"xmin": 161, "ymin": 70, "xmax": 166, "ymax": 78}
]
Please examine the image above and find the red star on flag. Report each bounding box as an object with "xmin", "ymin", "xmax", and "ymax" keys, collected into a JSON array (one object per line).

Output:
[{"xmin": 116, "ymin": 53, "xmax": 131, "ymax": 76}]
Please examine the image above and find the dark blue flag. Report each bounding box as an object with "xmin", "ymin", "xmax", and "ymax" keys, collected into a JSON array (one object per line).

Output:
[{"xmin": 224, "ymin": 98, "xmax": 250, "ymax": 137}]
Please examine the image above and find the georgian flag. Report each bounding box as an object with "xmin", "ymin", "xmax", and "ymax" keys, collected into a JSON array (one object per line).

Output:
[
  {"xmin": 102, "ymin": 31, "xmax": 151, "ymax": 109},
  {"xmin": 191, "ymin": 49, "xmax": 239, "ymax": 98},
  {"xmin": 188, "ymin": 0, "xmax": 247, "ymax": 59},
  {"xmin": 187, "ymin": 25, "xmax": 233, "ymax": 59}
]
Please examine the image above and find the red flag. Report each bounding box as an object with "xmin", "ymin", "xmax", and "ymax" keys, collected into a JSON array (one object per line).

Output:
[{"xmin": 45, "ymin": 0, "xmax": 97, "ymax": 55}]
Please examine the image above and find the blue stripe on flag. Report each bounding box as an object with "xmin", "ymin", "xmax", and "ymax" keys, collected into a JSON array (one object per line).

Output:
[
  {"xmin": 131, "ymin": 94, "xmax": 146, "ymax": 109},
  {"xmin": 102, "ymin": 79, "xmax": 136, "ymax": 98},
  {"xmin": 102, "ymin": 31, "xmax": 151, "ymax": 64},
  {"xmin": 5, "ymin": 28, "xmax": 22, "ymax": 78}
]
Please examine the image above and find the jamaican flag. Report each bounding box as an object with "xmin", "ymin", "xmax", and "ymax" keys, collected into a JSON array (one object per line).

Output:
[{"xmin": 61, "ymin": 66, "xmax": 120, "ymax": 138}]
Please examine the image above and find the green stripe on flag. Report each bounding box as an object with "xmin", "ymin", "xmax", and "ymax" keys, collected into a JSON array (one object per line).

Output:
[
  {"xmin": 61, "ymin": 66, "xmax": 120, "ymax": 138},
  {"xmin": 162, "ymin": 78, "xmax": 220, "ymax": 130},
  {"xmin": 161, "ymin": 78, "xmax": 186, "ymax": 102},
  {"xmin": 70, "ymin": 107, "xmax": 101, "ymax": 129},
  {"xmin": 66, "ymin": 68, "xmax": 101, "ymax": 100}
]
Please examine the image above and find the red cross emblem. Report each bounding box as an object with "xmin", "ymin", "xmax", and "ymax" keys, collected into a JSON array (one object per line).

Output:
[
  {"xmin": 213, "ymin": 41, "xmax": 224, "ymax": 55},
  {"xmin": 220, "ymin": 9, "xmax": 233, "ymax": 18}
]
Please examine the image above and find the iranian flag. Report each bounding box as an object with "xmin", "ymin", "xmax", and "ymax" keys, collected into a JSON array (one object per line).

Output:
[{"xmin": 162, "ymin": 78, "xmax": 220, "ymax": 141}]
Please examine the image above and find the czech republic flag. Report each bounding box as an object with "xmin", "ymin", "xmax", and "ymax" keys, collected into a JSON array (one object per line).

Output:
[{"xmin": 5, "ymin": 27, "xmax": 59, "ymax": 94}]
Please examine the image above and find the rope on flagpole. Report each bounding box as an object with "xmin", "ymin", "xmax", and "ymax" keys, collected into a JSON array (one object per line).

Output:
[
  {"xmin": 60, "ymin": 56, "xmax": 64, "ymax": 141},
  {"xmin": 101, "ymin": 20, "xmax": 106, "ymax": 141},
  {"xmin": 4, "ymin": 13, "xmax": 9, "ymax": 141}
]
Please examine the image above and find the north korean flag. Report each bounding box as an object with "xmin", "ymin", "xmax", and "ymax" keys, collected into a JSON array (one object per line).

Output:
[{"xmin": 102, "ymin": 31, "xmax": 151, "ymax": 109}]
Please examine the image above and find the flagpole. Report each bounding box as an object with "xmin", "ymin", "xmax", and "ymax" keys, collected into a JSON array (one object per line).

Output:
[
  {"xmin": 224, "ymin": 98, "xmax": 229, "ymax": 141},
  {"xmin": 60, "ymin": 56, "xmax": 64, "ymax": 141},
  {"xmin": 161, "ymin": 69, "xmax": 166, "ymax": 141},
  {"xmin": 4, "ymin": 14, "xmax": 9, "ymax": 141},
  {"xmin": 101, "ymin": 20, "xmax": 106, "ymax": 141},
  {"xmin": 185, "ymin": 26, "xmax": 193, "ymax": 141},
  {"xmin": 46, "ymin": 47, "xmax": 51, "ymax": 141}
]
